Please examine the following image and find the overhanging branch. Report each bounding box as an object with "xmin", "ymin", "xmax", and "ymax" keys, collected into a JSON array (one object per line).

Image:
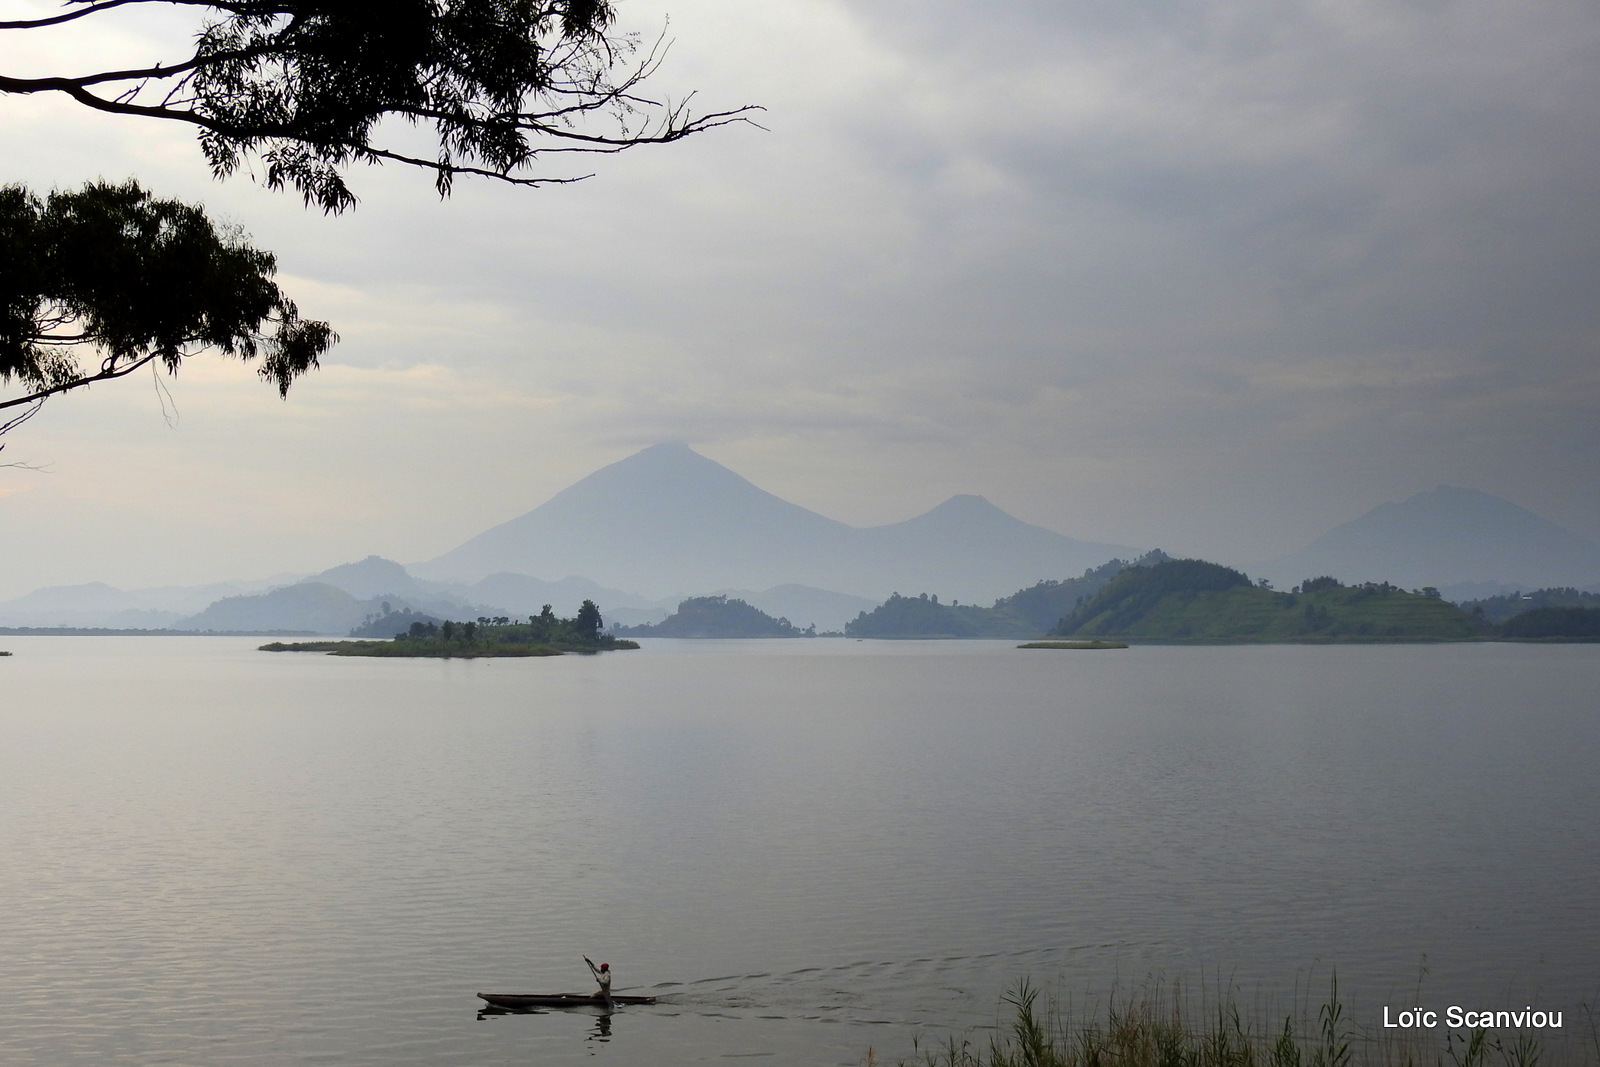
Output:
[{"xmin": 0, "ymin": 352, "xmax": 161, "ymax": 412}]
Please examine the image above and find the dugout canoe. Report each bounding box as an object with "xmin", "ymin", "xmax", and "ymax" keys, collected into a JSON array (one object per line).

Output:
[{"xmin": 477, "ymin": 992, "xmax": 656, "ymax": 1010}]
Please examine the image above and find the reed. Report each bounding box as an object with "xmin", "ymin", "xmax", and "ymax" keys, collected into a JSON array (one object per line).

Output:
[{"xmin": 875, "ymin": 975, "xmax": 1597, "ymax": 1067}]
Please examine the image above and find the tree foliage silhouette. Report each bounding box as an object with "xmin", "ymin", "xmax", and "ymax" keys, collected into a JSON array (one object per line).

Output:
[
  {"xmin": 0, "ymin": 1, "xmax": 751, "ymax": 436},
  {"xmin": 575, "ymin": 599, "xmax": 603, "ymax": 638},
  {"xmin": 0, "ymin": 180, "xmax": 334, "ymax": 430},
  {"xmin": 0, "ymin": 0, "xmax": 759, "ymax": 212}
]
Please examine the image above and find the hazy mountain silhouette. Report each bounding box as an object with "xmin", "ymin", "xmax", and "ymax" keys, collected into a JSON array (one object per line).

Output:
[
  {"xmin": 1257, "ymin": 486, "xmax": 1600, "ymax": 590},
  {"xmin": 0, "ymin": 575, "xmax": 297, "ymax": 628},
  {"xmin": 178, "ymin": 582, "xmax": 380, "ymax": 634},
  {"xmin": 415, "ymin": 443, "xmax": 1134, "ymax": 601},
  {"xmin": 310, "ymin": 556, "xmax": 434, "ymax": 600},
  {"xmin": 855, "ymin": 494, "xmax": 1120, "ymax": 602}
]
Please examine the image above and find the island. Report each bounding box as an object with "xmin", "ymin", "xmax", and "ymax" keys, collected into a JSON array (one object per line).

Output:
[
  {"xmin": 260, "ymin": 601, "xmax": 638, "ymax": 657},
  {"xmin": 612, "ymin": 595, "xmax": 813, "ymax": 638}
]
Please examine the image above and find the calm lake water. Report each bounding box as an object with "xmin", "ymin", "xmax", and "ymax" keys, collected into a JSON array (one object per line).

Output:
[{"xmin": 1, "ymin": 637, "xmax": 1596, "ymax": 1066}]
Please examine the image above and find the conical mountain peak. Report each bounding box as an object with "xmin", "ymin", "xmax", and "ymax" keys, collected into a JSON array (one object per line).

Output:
[
  {"xmin": 1260, "ymin": 485, "xmax": 1600, "ymax": 588},
  {"xmin": 418, "ymin": 445, "xmax": 1134, "ymax": 599}
]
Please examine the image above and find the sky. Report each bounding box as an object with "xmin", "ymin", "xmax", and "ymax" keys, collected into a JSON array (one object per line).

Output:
[{"xmin": 3, "ymin": 0, "xmax": 1600, "ymax": 600}]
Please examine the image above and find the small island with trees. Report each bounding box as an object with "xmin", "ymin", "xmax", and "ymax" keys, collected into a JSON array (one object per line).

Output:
[{"xmin": 260, "ymin": 601, "xmax": 638, "ymax": 658}]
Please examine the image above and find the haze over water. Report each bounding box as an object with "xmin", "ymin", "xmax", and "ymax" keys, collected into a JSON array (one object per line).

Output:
[{"xmin": 2, "ymin": 638, "xmax": 1595, "ymax": 1066}]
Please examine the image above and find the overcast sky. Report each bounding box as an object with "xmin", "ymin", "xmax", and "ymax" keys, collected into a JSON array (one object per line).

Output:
[{"xmin": 3, "ymin": 0, "xmax": 1599, "ymax": 599}]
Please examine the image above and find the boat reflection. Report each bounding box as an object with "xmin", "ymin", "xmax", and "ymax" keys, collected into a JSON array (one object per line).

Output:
[
  {"xmin": 475, "ymin": 1000, "xmax": 620, "ymax": 1031},
  {"xmin": 475, "ymin": 1000, "xmax": 617, "ymax": 1041}
]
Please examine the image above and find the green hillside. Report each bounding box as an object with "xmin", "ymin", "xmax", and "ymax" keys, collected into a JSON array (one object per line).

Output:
[
  {"xmin": 1054, "ymin": 560, "xmax": 1482, "ymax": 642},
  {"xmin": 988, "ymin": 551, "xmax": 1169, "ymax": 632}
]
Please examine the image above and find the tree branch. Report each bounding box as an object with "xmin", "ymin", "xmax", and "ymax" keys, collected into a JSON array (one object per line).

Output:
[
  {"xmin": 0, "ymin": 2, "xmax": 761, "ymax": 208},
  {"xmin": 0, "ymin": 73, "xmax": 224, "ymax": 128},
  {"xmin": 356, "ymin": 146, "xmax": 595, "ymax": 186},
  {"xmin": 0, "ymin": 399, "xmax": 46, "ymax": 439},
  {"xmin": 0, "ymin": 0, "xmax": 256, "ymax": 31},
  {"xmin": 0, "ymin": 353, "xmax": 160, "ymax": 412},
  {"xmin": 0, "ymin": 0, "xmax": 143, "ymax": 30}
]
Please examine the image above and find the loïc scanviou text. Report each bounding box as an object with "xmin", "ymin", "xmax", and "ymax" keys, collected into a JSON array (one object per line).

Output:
[{"xmin": 1383, "ymin": 1007, "xmax": 1563, "ymax": 1030}]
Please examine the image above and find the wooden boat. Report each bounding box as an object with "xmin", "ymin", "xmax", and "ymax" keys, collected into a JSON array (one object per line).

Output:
[{"xmin": 477, "ymin": 992, "xmax": 657, "ymax": 1010}]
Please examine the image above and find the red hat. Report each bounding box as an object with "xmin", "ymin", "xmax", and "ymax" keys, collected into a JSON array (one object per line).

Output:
[{"xmin": 600, "ymin": 963, "xmax": 609, "ymax": 970}]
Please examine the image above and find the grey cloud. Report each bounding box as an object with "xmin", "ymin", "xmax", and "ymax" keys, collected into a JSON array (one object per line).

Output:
[{"xmin": 5, "ymin": 0, "xmax": 1600, "ymax": 593}]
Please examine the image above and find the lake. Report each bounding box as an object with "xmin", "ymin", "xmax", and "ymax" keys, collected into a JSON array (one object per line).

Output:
[{"xmin": 1, "ymin": 637, "xmax": 1595, "ymax": 1065}]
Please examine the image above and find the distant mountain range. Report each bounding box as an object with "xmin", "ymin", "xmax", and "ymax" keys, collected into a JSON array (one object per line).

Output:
[
  {"xmin": 415, "ymin": 442, "xmax": 1134, "ymax": 602},
  {"xmin": 0, "ymin": 574, "xmax": 298, "ymax": 629},
  {"xmin": 6, "ymin": 451, "xmax": 1599, "ymax": 633},
  {"xmin": 0, "ymin": 558, "xmax": 884, "ymax": 636},
  {"xmin": 180, "ymin": 582, "xmax": 395, "ymax": 635},
  {"xmin": 1253, "ymin": 485, "xmax": 1600, "ymax": 593}
]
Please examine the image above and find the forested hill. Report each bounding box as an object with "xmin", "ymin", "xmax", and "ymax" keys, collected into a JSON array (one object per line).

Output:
[
  {"xmin": 844, "ymin": 553, "xmax": 1166, "ymax": 638},
  {"xmin": 843, "ymin": 593, "xmax": 1000, "ymax": 638},
  {"xmin": 989, "ymin": 551, "xmax": 1170, "ymax": 631},
  {"xmin": 614, "ymin": 596, "xmax": 808, "ymax": 638},
  {"xmin": 1054, "ymin": 561, "xmax": 1481, "ymax": 642}
]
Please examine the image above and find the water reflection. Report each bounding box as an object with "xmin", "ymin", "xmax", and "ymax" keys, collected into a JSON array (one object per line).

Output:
[
  {"xmin": 475, "ymin": 1002, "xmax": 617, "ymax": 1027},
  {"xmin": 474, "ymin": 1001, "xmax": 616, "ymax": 1045}
]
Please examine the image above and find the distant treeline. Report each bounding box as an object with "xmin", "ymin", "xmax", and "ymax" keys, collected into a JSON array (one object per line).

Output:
[{"xmin": 1458, "ymin": 586, "xmax": 1600, "ymax": 624}]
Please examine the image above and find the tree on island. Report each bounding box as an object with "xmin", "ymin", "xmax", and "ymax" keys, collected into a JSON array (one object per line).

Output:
[
  {"xmin": 0, "ymin": 0, "xmax": 755, "ymax": 435},
  {"xmin": 575, "ymin": 599, "xmax": 602, "ymax": 639},
  {"xmin": 390, "ymin": 602, "xmax": 632, "ymax": 651}
]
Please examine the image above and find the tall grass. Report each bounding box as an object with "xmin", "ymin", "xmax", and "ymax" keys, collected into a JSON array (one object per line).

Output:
[{"xmin": 868, "ymin": 975, "xmax": 1597, "ymax": 1067}]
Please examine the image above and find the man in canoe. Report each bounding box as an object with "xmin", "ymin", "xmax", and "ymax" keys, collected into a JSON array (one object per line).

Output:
[{"xmin": 584, "ymin": 956, "xmax": 612, "ymax": 1004}]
